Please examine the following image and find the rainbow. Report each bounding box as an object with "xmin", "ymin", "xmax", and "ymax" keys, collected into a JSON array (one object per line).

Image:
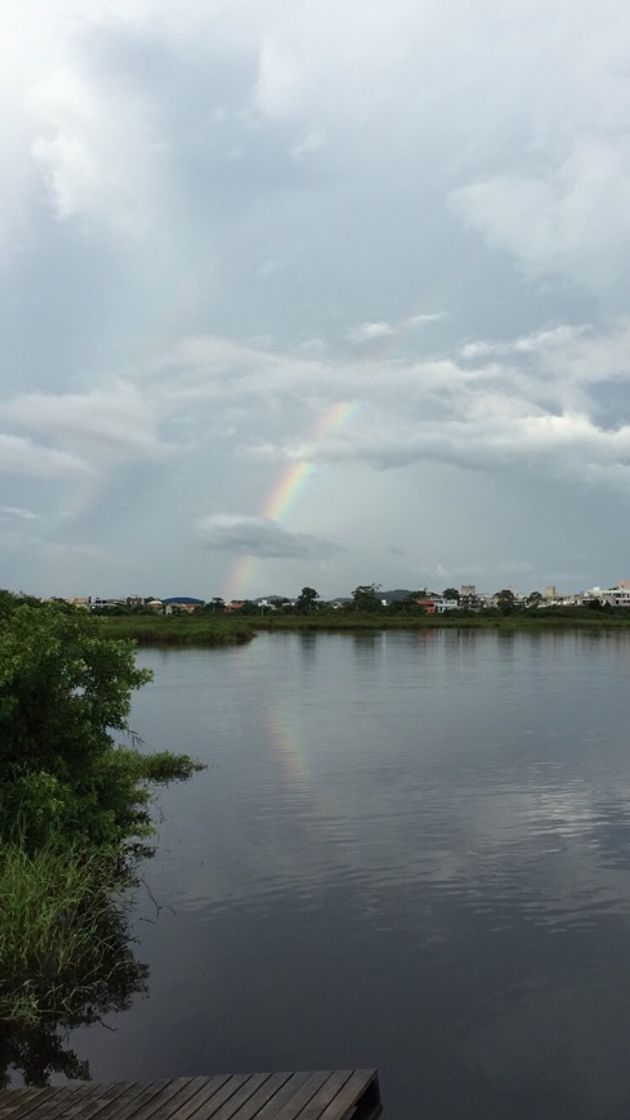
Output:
[{"xmin": 224, "ymin": 400, "xmax": 358, "ymax": 601}]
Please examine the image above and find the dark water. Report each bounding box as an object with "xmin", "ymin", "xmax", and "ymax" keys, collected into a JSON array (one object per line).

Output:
[{"xmin": 66, "ymin": 631, "xmax": 630, "ymax": 1117}]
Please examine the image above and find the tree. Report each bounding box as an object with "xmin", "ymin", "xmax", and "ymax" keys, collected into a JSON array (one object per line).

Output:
[
  {"xmin": 495, "ymin": 588, "xmax": 516, "ymax": 615},
  {"xmin": 295, "ymin": 586, "xmax": 320, "ymax": 613},
  {"xmin": 351, "ymin": 584, "xmax": 382, "ymax": 611},
  {"xmin": 400, "ymin": 593, "xmax": 426, "ymax": 613},
  {"xmin": 204, "ymin": 597, "xmax": 225, "ymax": 613},
  {"xmin": 526, "ymin": 591, "xmax": 543, "ymax": 607},
  {"xmin": 238, "ymin": 600, "xmax": 260, "ymax": 615},
  {"xmin": 442, "ymin": 587, "xmax": 460, "ymax": 601},
  {"xmin": 0, "ymin": 603, "xmax": 195, "ymax": 850}
]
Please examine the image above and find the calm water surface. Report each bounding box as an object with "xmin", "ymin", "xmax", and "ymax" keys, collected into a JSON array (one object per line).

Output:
[{"xmin": 67, "ymin": 631, "xmax": 630, "ymax": 1118}]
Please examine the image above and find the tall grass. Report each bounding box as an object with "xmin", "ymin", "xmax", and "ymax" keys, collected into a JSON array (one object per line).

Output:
[
  {"xmin": 0, "ymin": 840, "xmax": 132, "ymax": 1025},
  {"xmin": 97, "ymin": 615, "xmax": 255, "ymax": 646}
]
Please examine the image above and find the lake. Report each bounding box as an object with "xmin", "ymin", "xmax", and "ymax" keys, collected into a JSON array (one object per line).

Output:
[{"xmin": 67, "ymin": 630, "xmax": 630, "ymax": 1118}]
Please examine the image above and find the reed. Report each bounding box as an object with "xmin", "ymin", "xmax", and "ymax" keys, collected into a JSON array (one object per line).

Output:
[{"xmin": 0, "ymin": 840, "xmax": 129, "ymax": 1025}]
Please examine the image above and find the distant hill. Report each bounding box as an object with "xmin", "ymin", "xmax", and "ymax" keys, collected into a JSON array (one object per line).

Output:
[{"xmin": 380, "ymin": 589, "xmax": 413, "ymax": 603}]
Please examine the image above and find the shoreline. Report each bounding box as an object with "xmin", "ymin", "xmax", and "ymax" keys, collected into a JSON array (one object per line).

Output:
[{"xmin": 95, "ymin": 611, "xmax": 630, "ymax": 645}]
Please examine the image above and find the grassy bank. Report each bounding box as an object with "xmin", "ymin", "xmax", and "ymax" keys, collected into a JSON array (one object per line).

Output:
[
  {"xmin": 252, "ymin": 609, "xmax": 630, "ymax": 631},
  {"xmin": 96, "ymin": 610, "xmax": 630, "ymax": 642},
  {"xmin": 96, "ymin": 615, "xmax": 256, "ymax": 646}
]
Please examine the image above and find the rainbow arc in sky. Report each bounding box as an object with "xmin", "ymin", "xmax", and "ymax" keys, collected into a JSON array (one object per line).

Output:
[{"xmin": 224, "ymin": 400, "xmax": 358, "ymax": 601}]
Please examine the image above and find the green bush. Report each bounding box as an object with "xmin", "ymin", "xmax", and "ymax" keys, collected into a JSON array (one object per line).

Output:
[
  {"xmin": 0, "ymin": 604, "xmax": 198, "ymax": 850},
  {"xmin": 0, "ymin": 598, "xmax": 202, "ymax": 1063}
]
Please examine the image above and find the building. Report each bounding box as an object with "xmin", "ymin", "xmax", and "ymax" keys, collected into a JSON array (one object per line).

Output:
[
  {"xmin": 411, "ymin": 596, "xmax": 438, "ymax": 615},
  {"xmin": 435, "ymin": 597, "xmax": 460, "ymax": 613},
  {"xmin": 585, "ymin": 586, "xmax": 630, "ymax": 607},
  {"xmin": 602, "ymin": 587, "xmax": 630, "ymax": 608},
  {"xmin": 162, "ymin": 596, "xmax": 204, "ymax": 614},
  {"xmin": 543, "ymin": 585, "xmax": 557, "ymax": 600}
]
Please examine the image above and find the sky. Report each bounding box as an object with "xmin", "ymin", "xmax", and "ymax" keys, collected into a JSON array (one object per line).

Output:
[{"xmin": 2, "ymin": 0, "xmax": 630, "ymax": 600}]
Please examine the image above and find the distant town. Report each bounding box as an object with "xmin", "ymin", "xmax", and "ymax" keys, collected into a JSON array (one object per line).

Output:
[{"xmin": 22, "ymin": 579, "xmax": 630, "ymax": 614}]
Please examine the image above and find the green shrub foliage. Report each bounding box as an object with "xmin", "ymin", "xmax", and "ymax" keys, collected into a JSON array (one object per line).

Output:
[{"xmin": 0, "ymin": 602, "xmax": 192, "ymax": 850}]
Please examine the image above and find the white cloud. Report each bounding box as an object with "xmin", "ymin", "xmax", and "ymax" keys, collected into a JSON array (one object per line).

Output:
[
  {"xmin": 405, "ymin": 312, "xmax": 446, "ymax": 328},
  {"xmin": 347, "ymin": 321, "xmax": 396, "ymax": 344},
  {"xmin": 156, "ymin": 319, "xmax": 630, "ymax": 486},
  {"xmin": 0, "ymin": 434, "xmax": 90, "ymax": 477},
  {"xmin": 3, "ymin": 382, "xmax": 174, "ymax": 465},
  {"xmin": 0, "ymin": 505, "xmax": 39, "ymax": 520},
  {"xmin": 450, "ymin": 139, "xmax": 630, "ymax": 294},
  {"xmin": 461, "ymin": 325, "xmax": 592, "ymax": 360},
  {"xmin": 254, "ymin": 35, "xmax": 306, "ymax": 120},
  {"xmin": 347, "ymin": 312, "xmax": 444, "ymax": 344},
  {"xmin": 29, "ymin": 64, "xmax": 165, "ymax": 235},
  {"xmin": 195, "ymin": 513, "xmax": 342, "ymax": 558}
]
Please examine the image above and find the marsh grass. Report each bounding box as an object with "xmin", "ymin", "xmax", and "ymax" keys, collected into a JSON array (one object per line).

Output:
[
  {"xmin": 0, "ymin": 840, "xmax": 133, "ymax": 1025},
  {"xmin": 98, "ymin": 616, "xmax": 255, "ymax": 645},
  {"xmin": 138, "ymin": 750, "xmax": 205, "ymax": 783}
]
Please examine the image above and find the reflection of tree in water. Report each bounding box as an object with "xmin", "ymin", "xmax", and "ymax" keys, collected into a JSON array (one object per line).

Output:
[{"xmin": 0, "ymin": 892, "xmax": 148, "ymax": 1089}]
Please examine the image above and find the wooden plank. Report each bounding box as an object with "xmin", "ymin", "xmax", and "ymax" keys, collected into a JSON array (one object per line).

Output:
[
  {"xmin": 120, "ymin": 1077, "xmax": 216, "ymax": 1120},
  {"xmin": 202, "ymin": 1072, "xmax": 292, "ymax": 1120},
  {"xmin": 317, "ymin": 1071, "xmax": 378, "ymax": 1120},
  {"xmin": 0, "ymin": 1089, "xmax": 45, "ymax": 1119},
  {"xmin": 0, "ymin": 1070, "xmax": 381, "ymax": 1120},
  {"xmin": 258, "ymin": 1072, "xmax": 331, "ymax": 1120},
  {"xmin": 67, "ymin": 1080, "xmax": 191, "ymax": 1120},
  {"xmin": 59, "ymin": 1081, "xmax": 140, "ymax": 1120},
  {"xmin": 0, "ymin": 1087, "xmax": 69, "ymax": 1120},
  {"xmin": 0, "ymin": 1089, "xmax": 48, "ymax": 1119},
  {"xmin": 23, "ymin": 1084, "xmax": 105, "ymax": 1120},
  {"xmin": 118, "ymin": 1078, "xmax": 201, "ymax": 1120},
  {"xmin": 184, "ymin": 1074, "xmax": 269, "ymax": 1120},
  {"xmin": 244, "ymin": 1073, "xmax": 313, "ymax": 1120},
  {"xmin": 16, "ymin": 1080, "xmax": 127, "ymax": 1120},
  {"xmin": 166, "ymin": 1074, "xmax": 252, "ymax": 1120},
  {"xmin": 89, "ymin": 1079, "xmax": 172, "ymax": 1120},
  {"xmin": 288, "ymin": 1073, "xmax": 354, "ymax": 1120}
]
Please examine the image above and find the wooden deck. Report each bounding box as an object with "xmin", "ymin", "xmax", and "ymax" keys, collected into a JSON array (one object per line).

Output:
[{"xmin": 0, "ymin": 1070, "xmax": 381, "ymax": 1120}]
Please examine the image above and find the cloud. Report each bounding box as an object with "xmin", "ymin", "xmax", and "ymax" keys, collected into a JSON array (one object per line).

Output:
[
  {"xmin": 2, "ymin": 383, "xmax": 174, "ymax": 465},
  {"xmin": 290, "ymin": 129, "xmax": 324, "ymax": 159},
  {"xmin": 460, "ymin": 325, "xmax": 592, "ymax": 361},
  {"xmin": 0, "ymin": 434, "xmax": 90, "ymax": 478},
  {"xmin": 0, "ymin": 505, "xmax": 39, "ymax": 520},
  {"xmin": 254, "ymin": 35, "xmax": 306, "ymax": 120},
  {"xmin": 161, "ymin": 318, "xmax": 630, "ymax": 487},
  {"xmin": 405, "ymin": 312, "xmax": 446, "ymax": 328},
  {"xmin": 449, "ymin": 140, "xmax": 630, "ymax": 295},
  {"xmin": 347, "ymin": 311, "xmax": 444, "ymax": 345},
  {"xmin": 195, "ymin": 513, "xmax": 342, "ymax": 558},
  {"xmin": 347, "ymin": 321, "xmax": 396, "ymax": 344},
  {"xmin": 29, "ymin": 52, "xmax": 167, "ymax": 236},
  {"xmin": 3, "ymin": 0, "xmax": 630, "ymax": 596}
]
